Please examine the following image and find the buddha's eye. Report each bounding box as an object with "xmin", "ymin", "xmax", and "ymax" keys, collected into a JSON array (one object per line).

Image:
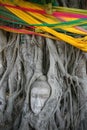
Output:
[
  {"xmin": 31, "ymin": 93, "xmax": 49, "ymax": 99},
  {"xmin": 39, "ymin": 94, "xmax": 49, "ymax": 99},
  {"xmin": 31, "ymin": 93, "xmax": 37, "ymax": 98}
]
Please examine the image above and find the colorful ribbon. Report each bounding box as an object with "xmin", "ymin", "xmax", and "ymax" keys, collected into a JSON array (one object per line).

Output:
[{"xmin": 0, "ymin": 0, "xmax": 87, "ymax": 51}]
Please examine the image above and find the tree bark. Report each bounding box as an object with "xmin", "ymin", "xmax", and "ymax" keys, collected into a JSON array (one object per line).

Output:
[{"xmin": 0, "ymin": 1, "xmax": 87, "ymax": 130}]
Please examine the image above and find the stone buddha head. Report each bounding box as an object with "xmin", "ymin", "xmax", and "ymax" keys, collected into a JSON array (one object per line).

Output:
[{"xmin": 30, "ymin": 80, "xmax": 51, "ymax": 115}]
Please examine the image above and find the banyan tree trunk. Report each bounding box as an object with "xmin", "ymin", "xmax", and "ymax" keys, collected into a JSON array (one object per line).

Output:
[{"xmin": 0, "ymin": 0, "xmax": 87, "ymax": 130}]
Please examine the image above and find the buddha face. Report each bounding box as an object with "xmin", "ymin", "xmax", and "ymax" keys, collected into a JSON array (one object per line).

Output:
[{"xmin": 30, "ymin": 82, "xmax": 50, "ymax": 115}]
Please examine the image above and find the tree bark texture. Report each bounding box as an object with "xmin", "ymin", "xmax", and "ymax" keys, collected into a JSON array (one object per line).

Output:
[{"xmin": 0, "ymin": 0, "xmax": 87, "ymax": 130}]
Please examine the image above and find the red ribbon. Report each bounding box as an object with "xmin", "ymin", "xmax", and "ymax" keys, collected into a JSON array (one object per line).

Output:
[
  {"xmin": 53, "ymin": 11, "xmax": 87, "ymax": 19},
  {"xmin": 0, "ymin": 3, "xmax": 46, "ymax": 14}
]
